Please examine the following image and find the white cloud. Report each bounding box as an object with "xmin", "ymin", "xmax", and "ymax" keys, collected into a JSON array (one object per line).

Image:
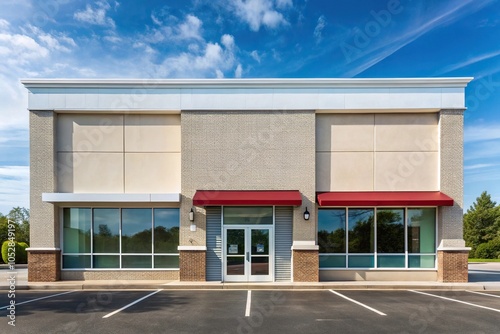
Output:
[
  {"xmin": 0, "ymin": 19, "xmax": 10, "ymax": 31},
  {"xmin": 221, "ymin": 34, "xmax": 235, "ymax": 49},
  {"xmin": 145, "ymin": 14, "xmax": 204, "ymax": 43},
  {"xmin": 74, "ymin": 1, "xmax": 117, "ymax": 28},
  {"xmin": 0, "ymin": 166, "xmax": 29, "ymax": 215},
  {"xmin": 464, "ymin": 163, "xmax": 495, "ymax": 170},
  {"xmin": 235, "ymin": 63, "xmax": 243, "ymax": 77},
  {"xmin": 343, "ymin": 0, "xmax": 495, "ymax": 77},
  {"xmin": 178, "ymin": 15, "xmax": 203, "ymax": 40},
  {"xmin": 38, "ymin": 32, "xmax": 76, "ymax": 52},
  {"xmin": 250, "ymin": 50, "xmax": 261, "ymax": 62},
  {"xmin": 0, "ymin": 33, "xmax": 49, "ymax": 66},
  {"xmin": 438, "ymin": 49, "xmax": 500, "ymax": 75},
  {"xmin": 314, "ymin": 15, "xmax": 326, "ymax": 44},
  {"xmin": 104, "ymin": 35, "xmax": 122, "ymax": 43},
  {"xmin": 231, "ymin": 0, "xmax": 289, "ymax": 31},
  {"xmin": 464, "ymin": 123, "xmax": 500, "ymax": 142},
  {"xmin": 275, "ymin": 0, "xmax": 293, "ymax": 9},
  {"xmin": 157, "ymin": 34, "xmax": 238, "ymax": 78}
]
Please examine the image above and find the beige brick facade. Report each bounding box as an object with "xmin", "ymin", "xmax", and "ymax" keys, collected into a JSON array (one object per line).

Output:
[
  {"xmin": 23, "ymin": 79, "xmax": 472, "ymax": 283},
  {"xmin": 29, "ymin": 111, "xmax": 58, "ymax": 249},
  {"xmin": 180, "ymin": 110, "xmax": 316, "ymax": 246},
  {"xmin": 293, "ymin": 250, "xmax": 319, "ymax": 282}
]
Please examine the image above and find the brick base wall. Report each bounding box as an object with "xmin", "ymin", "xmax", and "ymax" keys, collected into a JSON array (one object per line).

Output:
[
  {"xmin": 438, "ymin": 250, "xmax": 469, "ymax": 282},
  {"xmin": 28, "ymin": 250, "xmax": 61, "ymax": 282},
  {"xmin": 179, "ymin": 250, "xmax": 206, "ymax": 281},
  {"xmin": 293, "ymin": 249, "xmax": 319, "ymax": 282}
]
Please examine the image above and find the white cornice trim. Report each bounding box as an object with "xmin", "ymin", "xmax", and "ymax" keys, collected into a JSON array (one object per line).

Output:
[
  {"xmin": 292, "ymin": 241, "xmax": 319, "ymax": 250},
  {"xmin": 42, "ymin": 193, "xmax": 180, "ymax": 203},
  {"xmin": 21, "ymin": 77, "xmax": 474, "ymax": 89},
  {"xmin": 26, "ymin": 247, "xmax": 61, "ymax": 251},
  {"xmin": 437, "ymin": 247, "xmax": 472, "ymax": 251},
  {"xmin": 177, "ymin": 246, "xmax": 207, "ymax": 251}
]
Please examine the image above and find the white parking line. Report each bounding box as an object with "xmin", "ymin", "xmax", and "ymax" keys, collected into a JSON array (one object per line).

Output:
[
  {"xmin": 103, "ymin": 289, "xmax": 162, "ymax": 319},
  {"xmin": 409, "ymin": 290, "xmax": 500, "ymax": 313},
  {"xmin": 245, "ymin": 290, "xmax": 252, "ymax": 317},
  {"xmin": 329, "ymin": 290, "xmax": 387, "ymax": 316},
  {"xmin": 466, "ymin": 290, "xmax": 500, "ymax": 299},
  {"xmin": 0, "ymin": 290, "xmax": 77, "ymax": 310}
]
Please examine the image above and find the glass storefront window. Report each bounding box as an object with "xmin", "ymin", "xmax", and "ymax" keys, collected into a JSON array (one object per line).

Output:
[
  {"xmin": 63, "ymin": 208, "xmax": 91, "ymax": 253},
  {"xmin": 93, "ymin": 209, "xmax": 120, "ymax": 253},
  {"xmin": 223, "ymin": 207, "xmax": 273, "ymax": 225},
  {"xmin": 62, "ymin": 207, "xmax": 179, "ymax": 269},
  {"xmin": 319, "ymin": 207, "xmax": 436, "ymax": 269},
  {"xmin": 348, "ymin": 209, "xmax": 374, "ymax": 253},
  {"xmin": 318, "ymin": 209, "xmax": 346, "ymax": 253},
  {"xmin": 122, "ymin": 209, "xmax": 153, "ymax": 253},
  {"xmin": 377, "ymin": 209, "xmax": 404, "ymax": 253},
  {"xmin": 154, "ymin": 209, "xmax": 180, "ymax": 253},
  {"xmin": 408, "ymin": 208, "xmax": 436, "ymax": 253}
]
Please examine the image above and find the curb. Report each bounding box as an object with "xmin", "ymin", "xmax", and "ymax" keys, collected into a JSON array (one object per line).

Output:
[{"xmin": 0, "ymin": 283, "xmax": 488, "ymax": 291}]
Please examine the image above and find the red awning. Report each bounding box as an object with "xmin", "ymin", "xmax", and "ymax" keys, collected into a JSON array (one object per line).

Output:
[
  {"xmin": 317, "ymin": 191, "xmax": 454, "ymax": 207},
  {"xmin": 193, "ymin": 190, "xmax": 302, "ymax": 206}
]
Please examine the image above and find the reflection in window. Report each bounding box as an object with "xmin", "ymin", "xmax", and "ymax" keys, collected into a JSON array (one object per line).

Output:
[
  {"xmin": 318, "ymin": 207, "xmax": 436, "ymax": 269},
  {"xmin": 348, "ymin": 209, "xmax": 374, "ymax": 253},
  {"xmin": 93, "ymin": 209, "xmax": 120, "ymax": 253},
  {"xmin": 63, "ymin": 208, "xmax": 91, "ymax": 253},
  {"xmin": 224, "ymin": 207, "xmax": 273, "ymax": 225},
  {"xmin": 408, "ymin": 208, "xmax": 436, "ymax": 253},
  {"xmin": 122, "ymin": 209, "xmax": 152, "ymax": 253},
  {"xmin": 154, "ymin": 209, "xmax": 180, "ymax": 253},
  {"xmin": 318, "ymin": 209, "xmax": 346, "ymax": 253},
  {"xmin": 377, "ymin": 209, "xmax": 404, "ymax": 253},
  {"xmin": 62, "ymin": 207, "xmax": 180, "ymax": 269}
]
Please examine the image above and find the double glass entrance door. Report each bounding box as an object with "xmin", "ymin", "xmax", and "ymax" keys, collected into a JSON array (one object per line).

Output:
[{"xmin": 224, "ymin": 226, "xmax": 273, "ymax": 282}]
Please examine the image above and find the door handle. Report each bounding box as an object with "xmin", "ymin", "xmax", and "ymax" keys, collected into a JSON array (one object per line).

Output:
[{"xmin": 246, "ymin": 252, "xmax": 249, "ymax": 262}]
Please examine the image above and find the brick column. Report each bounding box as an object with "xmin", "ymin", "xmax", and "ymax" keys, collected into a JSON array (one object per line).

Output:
[
  {"xmin": 438, "ymin": 250, "xmax": 469, "ymax": 282},
  {"xmin": 27, "ymin": 248, "xmax": 61, "ymax": 282},
  {"xmin": 179, "ymin": 247, "xmax": 206, "ymax": 281},
  {"xmin": 292, "ymin": 242, "xmax": 319, "ymax": 282}
]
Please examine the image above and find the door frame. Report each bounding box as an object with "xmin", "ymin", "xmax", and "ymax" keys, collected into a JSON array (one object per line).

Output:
[{"xmin": 222, "ymin": 224, "xmax": 275, "ymax": 282}]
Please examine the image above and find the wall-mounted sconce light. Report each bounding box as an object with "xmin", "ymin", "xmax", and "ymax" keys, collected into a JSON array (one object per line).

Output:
[
  {"xmin": 304, "ymin": 207, "xmax": 310, "ymax": 221},
  {"xmin": 189, "ymin": 208, "xmax": 196, "ymax": 231}
]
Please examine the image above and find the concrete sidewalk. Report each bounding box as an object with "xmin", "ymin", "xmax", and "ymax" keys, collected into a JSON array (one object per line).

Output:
[{"xmin": 1, "ymin": 263, "xmax": 499, "ymax": 291}]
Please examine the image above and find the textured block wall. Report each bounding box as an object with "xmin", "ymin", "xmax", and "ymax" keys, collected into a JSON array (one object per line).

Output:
[
  {"xmin": 438, "ymin": 109, "xmax": 465, "ymax": 247},
  {"xmin": 30, "ymin": 111, "xmax": 58, "ymax": 248},
  {"xmin": 180, "ymin": 111, "xmax": 316, "ymax": 247}
]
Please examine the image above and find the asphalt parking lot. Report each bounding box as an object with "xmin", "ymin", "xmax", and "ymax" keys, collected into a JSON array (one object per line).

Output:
[{"xmin": 1, "ymin": 289, "xmax": 500, "ymax": 334}]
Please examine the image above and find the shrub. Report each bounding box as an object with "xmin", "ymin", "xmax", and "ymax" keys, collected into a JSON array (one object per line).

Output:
[
  {"xmin": 1, "ymin": 240, "xmax": 29, "ymax": 264},
  {"xmin": 475, "ymin": 238, "xmax": 500, "ymax": 259}
]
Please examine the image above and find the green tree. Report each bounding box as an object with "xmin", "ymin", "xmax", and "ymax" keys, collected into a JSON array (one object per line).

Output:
[
  {"xmin": 0, "ymin": 207, "xmax": 30, "ymax": 245},
  {"xmin": 464, "ymin": 191, "xmax": 500, "ymax": 257}
]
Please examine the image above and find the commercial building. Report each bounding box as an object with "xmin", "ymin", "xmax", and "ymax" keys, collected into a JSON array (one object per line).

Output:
[{"xmin": 22, "ymin": 77, "xmax": 472, "ymax": 283}]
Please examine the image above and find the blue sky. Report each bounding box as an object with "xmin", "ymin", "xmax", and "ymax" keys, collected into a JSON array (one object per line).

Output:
[{"xmin": 0, "ymin": 0, "xmax": 499, "ymax": 215}]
